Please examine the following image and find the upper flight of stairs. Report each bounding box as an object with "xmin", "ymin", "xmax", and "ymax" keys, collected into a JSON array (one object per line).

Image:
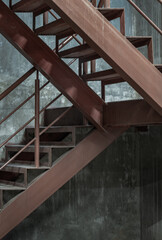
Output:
[
  {"xmin": 0, "ymin": 1, "xmax": 105, "ymax": 131},
  {"xmin": 10, "ymin": 0, "xmax": 162, "ymax": 114},
  {"xmin": 0, "ymin": 0, "xmax": 162, "ymax": 238}
]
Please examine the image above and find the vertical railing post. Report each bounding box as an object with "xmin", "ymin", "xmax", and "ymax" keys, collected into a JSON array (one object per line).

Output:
[
  {"xmin": 92, "ymin": 0, "xmax": 97, "ymax": 6},
  {"xmin": 104, "ymin": 0, "xmax": 110, "ymax": 8},
  {"xmin": 33, "ymin": 13, "xmax": 36, "ymax": 32},
  {"xmin": 101, "ymin": 82, "xmax": 105, "ymax": 101},
  {"xmin": 35, "ymin": 71, "xmax": 40, "ymax": 168},
  {"xmin": 43, "ymin": 12, "xmax": 48, "ymax": 26},
  {"xmin": 91, "ymin": 0, "xmax": 97, "ymax": 74},
  {"xmin": 0, "ymin": 190, "xmax": 3, "ymax": 210},
  {"xmin": 9, "ymin": 0, "xmax": 12, "ymax": 9}
]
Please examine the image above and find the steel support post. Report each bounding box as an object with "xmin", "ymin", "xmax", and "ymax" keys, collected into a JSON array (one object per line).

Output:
[
  {"xmin": 35, "ymin": 73, "xmax": 40, "ymax": 168},
  {"xmin": 43, "ymin": 11, "xmax": 48, "ymax": 26},
  {"xmin": 104, "ymin": 0, "xmax": 110, "ymax": 8}
]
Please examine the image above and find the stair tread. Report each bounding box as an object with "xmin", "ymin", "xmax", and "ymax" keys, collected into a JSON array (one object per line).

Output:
[
  {"xmin": 82, "ymin": 64, "xmax": 162, "ymax": 82},
  {"xmin": 59, "ymin": 37, "xmax": 152, "ymax": 59},
  {"xmin": 26, "ymin": 125, "xmax": 92, "ymax": 129},
  {"xmin": 12, "ymin": 0, "xmax": 49, "ymax": 12},
  {"xmin": 26, "ymin": 126, "xmax": 75, "ymax": 132},
  {"xmin": 5, "ymin": 144, "xmax": 75, "ymax": 149},
  {"xmin": 0, "ymin": 163, "xmax": 50, "ymax": 170},
  {"xmin": 35, "ymin": 8, "xmax": 125, "ymax": 36},
  {"xmin": 0, "ymin": 184, "xmax": 26, "ymax": 190}
]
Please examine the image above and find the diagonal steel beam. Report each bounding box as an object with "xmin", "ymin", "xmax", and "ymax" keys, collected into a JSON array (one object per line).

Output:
[
  {"xmin": 0, "ymin": 126, "xmax": 127, "ymax": 239},
  {"xmin": 104, "ymin": 100, "xmax": 162, "ymax": 126},
  {"xmin": 0, "ymin": 1, "xmax": 105, "ymax": 131},
  {"xmin": 46, "ymin": 0, "xmax": 162, "ymax": 116}
]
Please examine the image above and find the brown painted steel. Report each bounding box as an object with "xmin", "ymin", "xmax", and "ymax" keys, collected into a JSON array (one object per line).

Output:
[
  {"xmin": 35, "ymin": 18, "xmax": 74, "ymax": 37},
  {"xmin": 59, "ymin": 38, "xmax": 153, "ymax": 62},
  {"xmin": 0, "ymin": 106, "xmax": 70, "ymax": 171},
  {"xmin": 46, "ymin": 0, "xmax": 162, "ymax": 116},
  {"xmin": 0, "ymin": 190, "xmax": 3, "ymax": 210},
  {"xmin": 104, "ymin": 0, "xmax": 110, "ymax": 8},
  {"xmin": 82, "ymin": 64, "xmax": 162, "ymax": 82},
  {"xmin": 98, "ymin": 0, "xmax": 104, "ymax": 8},
  {"xmin": 35, "ymin": 78, "xmax": 40, "ymax": 168},
  {"xmin": 104, "ymin": 100, "xmax": 162, "ymax": 126},
  {"xmin": 12, "ymin": 0, "xmax": 47, "ymax": 12},
  {"xmin": 0, "ymin": 126, "xmax": 127, "ymax": 238},
  {"xmin": 43, "ymin": 12, "xmax": 48, "ymax": 26},
  {"xmin": 36, "ymin": 8, "xmax": 125, "ymax": 36},
  {"xmin": 0, "ymin": 2, "xmax": 105, "ymax": 130}
]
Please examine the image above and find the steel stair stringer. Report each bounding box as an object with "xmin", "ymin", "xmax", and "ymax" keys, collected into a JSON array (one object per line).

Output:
[
  {"xmin": 0, "ymin": 126, "xmax": 127, "ymax": 239},
  {"xmin": 46, "ymin": 0, "xmax": 162, "ymax": 117},
  {"xmin": 0, "ymin": 1, "xmax": 105, "ymax": 131}
]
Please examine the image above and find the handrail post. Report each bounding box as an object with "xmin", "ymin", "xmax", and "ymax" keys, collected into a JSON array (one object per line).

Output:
[
  {"xmin": 91, "ymin": 0, "xmax": 97, "ymax": 74},
  {"xmin": 9, "ymin": 0, "xmax": 12, "ymax": 9},
  {"xmin": 104, "ymin": 0, "xmax": 110, "ymax": 8},
  {"xmin": 35, "ymin": 71, "xmax": 40, "ymax": 168},
  {"xmin": 43, "ymin": 12, "xmax": 48, "ymax": 26}
]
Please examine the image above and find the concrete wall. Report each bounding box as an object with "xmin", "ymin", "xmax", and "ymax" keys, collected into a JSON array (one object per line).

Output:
[{"xmin": 0, "ymin": 0, "xmax": 162, "ymax": 239}]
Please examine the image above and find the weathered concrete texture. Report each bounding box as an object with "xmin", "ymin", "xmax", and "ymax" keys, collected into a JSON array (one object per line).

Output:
[
  {"xmin": 140, "ymin": 126, "xmax": 162, "ymax": 240},
  {"xmin": 134, "ymin": 0, "xmax": 162, "ymax": 64},
  {"xmin": 3, "ymin": 128, "xmax": 141, "ymax": 240}
]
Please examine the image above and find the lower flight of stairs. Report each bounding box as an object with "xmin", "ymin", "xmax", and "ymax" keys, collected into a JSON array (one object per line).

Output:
[
  {"xmin": 0, "ymin": 107, "xmax": 92, "ymax": 210},
  {"xmin": 0, "ymin": 106, "xmax": 127, "ymax": 238}
]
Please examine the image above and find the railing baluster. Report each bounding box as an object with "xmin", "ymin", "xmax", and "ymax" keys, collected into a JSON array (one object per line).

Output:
[
  {"xmin": 104, "ymin": 0, "xmax": 110, "ymax": 8},
  {"xmin": 127, "ymin": 0, "xmax": 162, "ymax": 35},
  {"xmin": 9, "ymin": 0, "xmax": 12, "ymax": 9},
  {"xmin": 43, "ymin": 12, "xmax": 48, "ymax": 26},
  {"xmin": 35, "ymin": 72, "xmax": 40, "ymax": 168}
]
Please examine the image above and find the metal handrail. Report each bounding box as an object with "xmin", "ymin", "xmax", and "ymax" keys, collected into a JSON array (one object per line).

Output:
[
  {"xmin": 0, "ymin": 106, "xmax": 72, "ymax": 171},
  {"xmin": 157, "ymin": 0, "xmax": 162, "ymax": 4},
  {"xmin": 127, "ymin": 0, "xmax": 162, "ymax": 35},
  {"xmin": 97, "ymin": 0, "xmax": 162, "ymax": 35},
  {"xmin": 0, "ymin": 80, "xmax": 50, "ymax": 126},
  {"xmin": 0, "ymin": 67, "xmax": 35, "ymax": 101},
  {"xmin": 0, "ymin": 93, "xmax": 62, "ymax": 149}
]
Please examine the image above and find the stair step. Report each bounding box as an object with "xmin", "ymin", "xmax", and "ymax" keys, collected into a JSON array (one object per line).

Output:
[
  {"xmin": 25, "ymin": 126, "xmax": 76, "ymax": 146},
  {"xmin": 0, "ymin": 184, "xmax": 26, "ymax": 190},
  {"xmin": 35, "ymin": 8, "xmax": 125, "ymax": 37},
  {"xmin": 5, "ymin": 144, "xmax": 53, "ymax": 167},
  {"xmin": 44, "ymin": 106, "xmax": 85, "ymax": 126},
  {"xmin": 59, "ymin": 37, "xmax": 152, "ymax": 61},
  {"xmin": 6, "ymin": 144, "xmax": 75, "ymax": 150},
  {"xmin": 12, "ymin": 0, "xmax": 49, "ymax": 12},
  {"xmin": 81, "ymin": 64, "xmax": 162, "ymax": 83},
  {"xmin": 0, "ymin": 163, "xmax": 50, "ymax": 170}
]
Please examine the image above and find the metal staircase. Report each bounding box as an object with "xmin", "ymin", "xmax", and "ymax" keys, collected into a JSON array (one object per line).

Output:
[{"xmin": 0, "ymin": 0, "xmax": 161, "ymax": 238}]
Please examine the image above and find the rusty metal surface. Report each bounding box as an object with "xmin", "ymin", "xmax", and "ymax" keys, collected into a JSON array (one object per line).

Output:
[
  {"xmin": 35, "ymin": 78, "xmax": 40, "ymax": 168},
  {"xmin": 104, "ymin": 100, "xmax": 162, "ymax": 126},
  {"xmin": 0, "ymin": 126, "xmax": 127, "ymax": 239},
  {"xmin": 0, "ymin": 1, "xmax": 105, "ymax": 130},
  {"xmin": 46, "ymin": 0, "xmax": 162, "ymax": 116},
  {"xmin": 35, "ymin": 18, "xmax": 74, "ymax": 37},
  {"xmin": 12, "ymin": 0, "xmax": 47, "ymax": 12},
  {"xmin": 82, "ymin": 64, "xmax": 162, "ymax": 81},
  {"xmin": 59, "ymin": 37, "xmax": 153, "ymax": 62},
  {"xmin": 36, "ymin": 8, "xmax": 125, "ymax": 37}
]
